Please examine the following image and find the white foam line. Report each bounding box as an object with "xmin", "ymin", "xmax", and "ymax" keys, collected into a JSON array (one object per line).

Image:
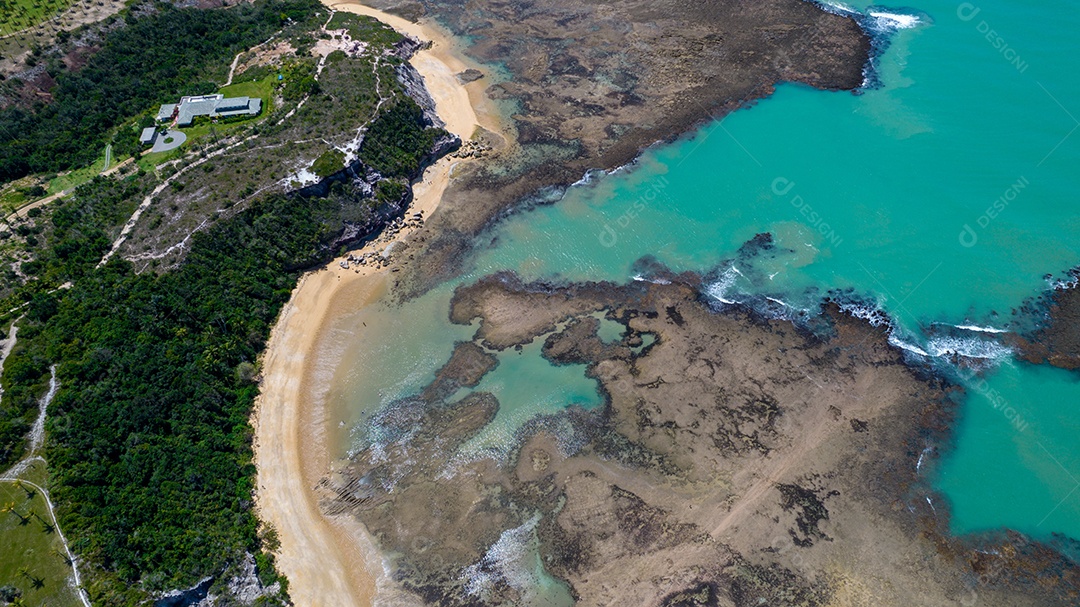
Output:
[{"xmin": 954, "ymin": 324, "xmax": 1009, "ymax": 334}]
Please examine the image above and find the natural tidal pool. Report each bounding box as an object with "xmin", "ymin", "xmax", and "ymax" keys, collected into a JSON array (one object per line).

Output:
[{"xmin": 328, "ymin": 0, "xmax": 1080, "ymax": 554}]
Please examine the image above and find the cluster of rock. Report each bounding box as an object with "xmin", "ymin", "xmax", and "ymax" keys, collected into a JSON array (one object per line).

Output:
[
  {"xmin": 338, "ymin": 211, "xmax": 426, "ymax": 271},
  {"xmin": 453, "ymin": 139, "xmax": 492, "ymax": 160},
  {"xmin": 155, "ymin": 553, "xmax": 280, "ymax": 607}
]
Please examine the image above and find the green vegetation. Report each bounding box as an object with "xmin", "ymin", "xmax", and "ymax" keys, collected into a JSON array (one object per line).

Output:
[
  {"xmin": 218, "ymin": 74, "xmax": 278, "ymax": 114},
  {"xmin": 360, "ymin": 97, "xmax": 447, "ymax": 178},
  {"xmin": 0, "ymin": 5, "xmax": 454, "ymax": 605},
  {"xmin": 46, "ymin": 148, "xmax": 111, "ymax": 196},
  {"xmin": 0, "ymin": 176, "xmax": 144, "ymax": 467},
  {"xmin": 0, "ymin": 187, "xmax": 343, "ymax": 604},
  {"xmin": 0, "ymin": 461, "xmax": 82, "ymax": 607},
  {"xmin": 311, "ymin": 149, "xmax": 345, "ymax": 178},
  {"xmin": 327, "ymin": 12, "xmax": 404, "ymax": 47},
  {"xmin": 0, "ymin": 0, "xmax": 75, "ymax": 36},
  {"xmin": 0, "ymin": 0, "xmax": 321, "ymax": 183}
]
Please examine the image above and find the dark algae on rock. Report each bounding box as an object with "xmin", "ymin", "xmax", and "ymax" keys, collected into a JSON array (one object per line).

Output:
[
  {"xmin": 379, "ymin": 0, "xmax": 873, "ymax": 295},
  {"xmin": 324, "ymin": 267, "xmax": 1080, "ymax": 606}
]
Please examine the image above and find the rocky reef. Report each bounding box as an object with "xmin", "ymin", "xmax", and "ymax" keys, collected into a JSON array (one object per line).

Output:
[
  {"xmin": 378, "ymin": 0, "xmax": 875, "ymax": 295},
  {"xmin": 1012, "ymin": 269, "xmax": 1080, "ymax": 369},
  {"xmin": 320, "ymin": 269, "xmax": 1080, "ymax": 606}
]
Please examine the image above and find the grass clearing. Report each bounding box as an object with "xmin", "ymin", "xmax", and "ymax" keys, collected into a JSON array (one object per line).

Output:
[
  {"xmin": 0, "ymin": 460, "xmax": 81, "ymax": 607},
  {"xmin": 0, "ymin": 0, "xmax": 76, "ymax": 36},
  {"xmin": 219, "ymin": 74, "xmax": 277, "ymax": 114},
  {"xmin": 326, "ymin": 12, "xmax": 404, "ymax": 48},
  {"xmin": 46, "ymin": 145, "xmax": 121, "ymax": 196}
]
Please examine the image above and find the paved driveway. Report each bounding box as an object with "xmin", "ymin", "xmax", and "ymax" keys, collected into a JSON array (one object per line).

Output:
[{"xmin": 152, "ymin": 129, "xmax": 187, "ymax": 153}]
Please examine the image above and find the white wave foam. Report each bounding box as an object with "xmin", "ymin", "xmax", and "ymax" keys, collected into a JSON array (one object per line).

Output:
[
  {"xmin": 867, "ymin": 10, "xmax": 921, "ymax": 30},
  {"xmin": 888, "ymin": 334, "xmax": 929, "ymax": 357},
  {"xmin": 765, "ymin": 296, "xmax": 788, "ymax": 307},
  {"xmin": 704, "ymin": 266, "xmax": 741, "ymax": 305},
  {"xmin": 812, "ymin": 0, "xmax": 857, "ymax": 16},
  {"xmin": 632, "ymin": 274, "xmax": 671, "ymax": 285},
  {"xmin": 916, "ymin": 445, "xmax": 932, "ymax": 474},
  {"xmin": 1050, "ymin": 275, "xmax": 1079, "ymax": 291},
  {"xmin": 463, "ymin": 513, "xmax": 543, "ymax": 600},
  {"xmin": 571, "ymin": 168, "xmax": 606, "ymax": 188},
  {"xmin": 926, "ymin": 336, "xmax": 1012, "ymax": 360},
  {"xmin": 954, "ymin": 324, "xmax": 1009, "ymax": 334},
  {"xmin": 837, "ymin": 300, "xmax": 889, "ymax": 327}
]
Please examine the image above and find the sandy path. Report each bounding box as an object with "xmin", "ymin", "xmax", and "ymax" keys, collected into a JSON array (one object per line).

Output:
[{"xmin": 253, "ymin": 4, "xmax": 502, "ymax": 606}]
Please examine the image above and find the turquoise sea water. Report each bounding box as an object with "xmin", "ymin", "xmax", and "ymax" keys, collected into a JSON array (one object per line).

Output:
[{"xmin": 331, "ymin": 0, "xmax": 1080, "ymax": 575}]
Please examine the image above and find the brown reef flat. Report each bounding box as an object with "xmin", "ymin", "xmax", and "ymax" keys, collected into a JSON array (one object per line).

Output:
[
  {"xmin": 320, "ymin": 272, "xmax": 1080, "ymax": 606},
  {"xmin": 1012, "ymin": 271, "xmax": 1080, "ymax": 369},
  {"xmin": 371, "ymin": 0, "xmax": 873, "ymax": 295}
]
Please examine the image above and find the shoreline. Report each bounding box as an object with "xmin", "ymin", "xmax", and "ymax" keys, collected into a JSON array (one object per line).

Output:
[{"xmin": 252, "ymin": 3, "xmax": 502, "ymax": 605}]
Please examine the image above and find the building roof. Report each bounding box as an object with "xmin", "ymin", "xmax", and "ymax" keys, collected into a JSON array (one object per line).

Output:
[
  {"xmin": 139, "ymin": 127, "xmax": 157, "ymax": 144},
  {"xmin": 168, "ymin": 94, "xmax": 263, "ymax": 127},
  {"xmin": 177, "ymin": 96, "xmax": 221, "ymax": 126},
  {"xmin": 156, "ymin": 104, "xmax": 176, "ymax": 121},
  {"xmin": 215, "ymin": 96, "xmax": 250, "ymax": 112}
]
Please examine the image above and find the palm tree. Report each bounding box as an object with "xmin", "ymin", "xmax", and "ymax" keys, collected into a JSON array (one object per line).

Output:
[
  {"xmin": 13, "ymin": 479, "xmax": 35, "ymax": 500},
  {"xmin": 54, "ymin": 548, "xmax": 73, "ymax": 566},
  {"xmin": 17, "ymin": 567, "xmax": 44, "ymax": 590},
  {"xmin": 31, "ymin": 510, "xmax": 55, "ymax": 534},
  {"xmin": 1, "ymin": 501, "xmax": 31, "ymax": 525}
]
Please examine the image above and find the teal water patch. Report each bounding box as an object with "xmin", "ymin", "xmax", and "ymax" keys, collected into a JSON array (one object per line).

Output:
[
  {"xmin": 593, "ymin": 313, "xmax": 626, "ymax": 344},
  {"xmin": 454, "ymin": 336, "xmax": 602, "ymax": 459},
  {"xmin": 936, "ymin": 362, "xmax": 1080, "ymax": 540},
  {"xmin": 463, "ymin": 513, "xmax": 575, "ymax": 607},
  {"xmin": 337, "ymin": 0, "xmax": 1080, "ymax": 544}
]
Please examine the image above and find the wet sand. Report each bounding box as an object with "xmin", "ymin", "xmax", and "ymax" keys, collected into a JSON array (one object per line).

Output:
[{"xmin": 251, "ymin": 3, "xmax": 501, "ymax": 605}]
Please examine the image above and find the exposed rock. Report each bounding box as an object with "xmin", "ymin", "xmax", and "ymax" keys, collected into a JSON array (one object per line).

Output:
[
  {"xmin": 394, "ymin": 0, "xmax": 874, "ymax": 296},
  {"xmin": 323, "ymin": 270, "xmax": 1080, "ymax": 606},
  {"xmin": 455, "ymin": 68, "xmax": 484, "ymax": 84}
]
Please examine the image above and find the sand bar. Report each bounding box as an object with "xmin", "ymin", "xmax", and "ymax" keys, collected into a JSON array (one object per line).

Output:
[{"xmin": 252, "ymin": 3, "xmax": 500, "ymax": 605}]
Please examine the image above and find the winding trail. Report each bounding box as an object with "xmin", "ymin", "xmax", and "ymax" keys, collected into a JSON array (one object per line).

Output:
[
  {"xmin": 0, "ymin": 366, "xmax": 92, "ymax": 607},
  {"xmin": 98, "ymin": 135, "xmax": 257, "ymax": 267}
]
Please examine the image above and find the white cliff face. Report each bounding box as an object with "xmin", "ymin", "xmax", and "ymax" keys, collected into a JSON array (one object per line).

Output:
[{"xmin": 154, "ymin": 553, "xmax": 281, "ymax": 607}]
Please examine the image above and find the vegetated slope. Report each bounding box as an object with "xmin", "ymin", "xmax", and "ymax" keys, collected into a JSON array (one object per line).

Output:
[
  {"xmin": 0, "ymin": 6, "xmax": 454, "ymax": 606},
  {"xmin": 120, "ymin": 21, "xmax": 449, "ymax": 270},
  {"xmin": 0, "ymin": 0, "xmax": 320, "ymax": 182}
]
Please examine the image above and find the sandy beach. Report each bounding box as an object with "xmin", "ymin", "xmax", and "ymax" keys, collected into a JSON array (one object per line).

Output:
[{"xmin": 251, "ymin": 4, "xmax": 501, "ymax": 606}]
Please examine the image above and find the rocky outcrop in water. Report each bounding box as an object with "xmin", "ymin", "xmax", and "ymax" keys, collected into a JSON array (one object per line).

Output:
[
  {"xmin": 380, "ymin": 0, "xmax": 875, "ymax": 296},
  {"xmin": 322, "ymin": 267, "xmax": 1080, "ymax": 606},
  {"xmin": 1012, "ymin": 269, "xmax": 1080, "ymax": 369}
]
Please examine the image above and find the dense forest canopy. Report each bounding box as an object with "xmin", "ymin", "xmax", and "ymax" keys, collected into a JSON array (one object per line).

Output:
[
  {"xmin": 0, "ymin": 0, "xmax": 320, "ymax": 182},
  {"xmin": 0, "ymin": 1, "xmax": 457, "ymax": 602}
]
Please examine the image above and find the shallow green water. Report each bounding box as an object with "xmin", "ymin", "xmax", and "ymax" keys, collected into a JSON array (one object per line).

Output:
[{"xmin": 333, "ymin": 0, "xmax": 1080, "ymax": 574}]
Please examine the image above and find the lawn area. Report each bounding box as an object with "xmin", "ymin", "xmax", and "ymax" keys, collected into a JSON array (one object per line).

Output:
[
  {"xmin": 219, "ymin": 74, "xmax": 277, "ymax": 114},
  {"xmin": 0, "ymin": 177, "xmax": 44, "ymax": 214},
  {"xmin": 0, "ymin": 460, "xmax": 82, "ymax": 607},
  {"xmin": 46, "ymin": 145, "xmax": 124, "ymax": 196},
  {"xmin": 136, "ymin": 148, "xmax": 182, "ymax": 174},
  {"xmin": 0, "ymin": 0, "xmax": 76, "ymax": 36}
]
